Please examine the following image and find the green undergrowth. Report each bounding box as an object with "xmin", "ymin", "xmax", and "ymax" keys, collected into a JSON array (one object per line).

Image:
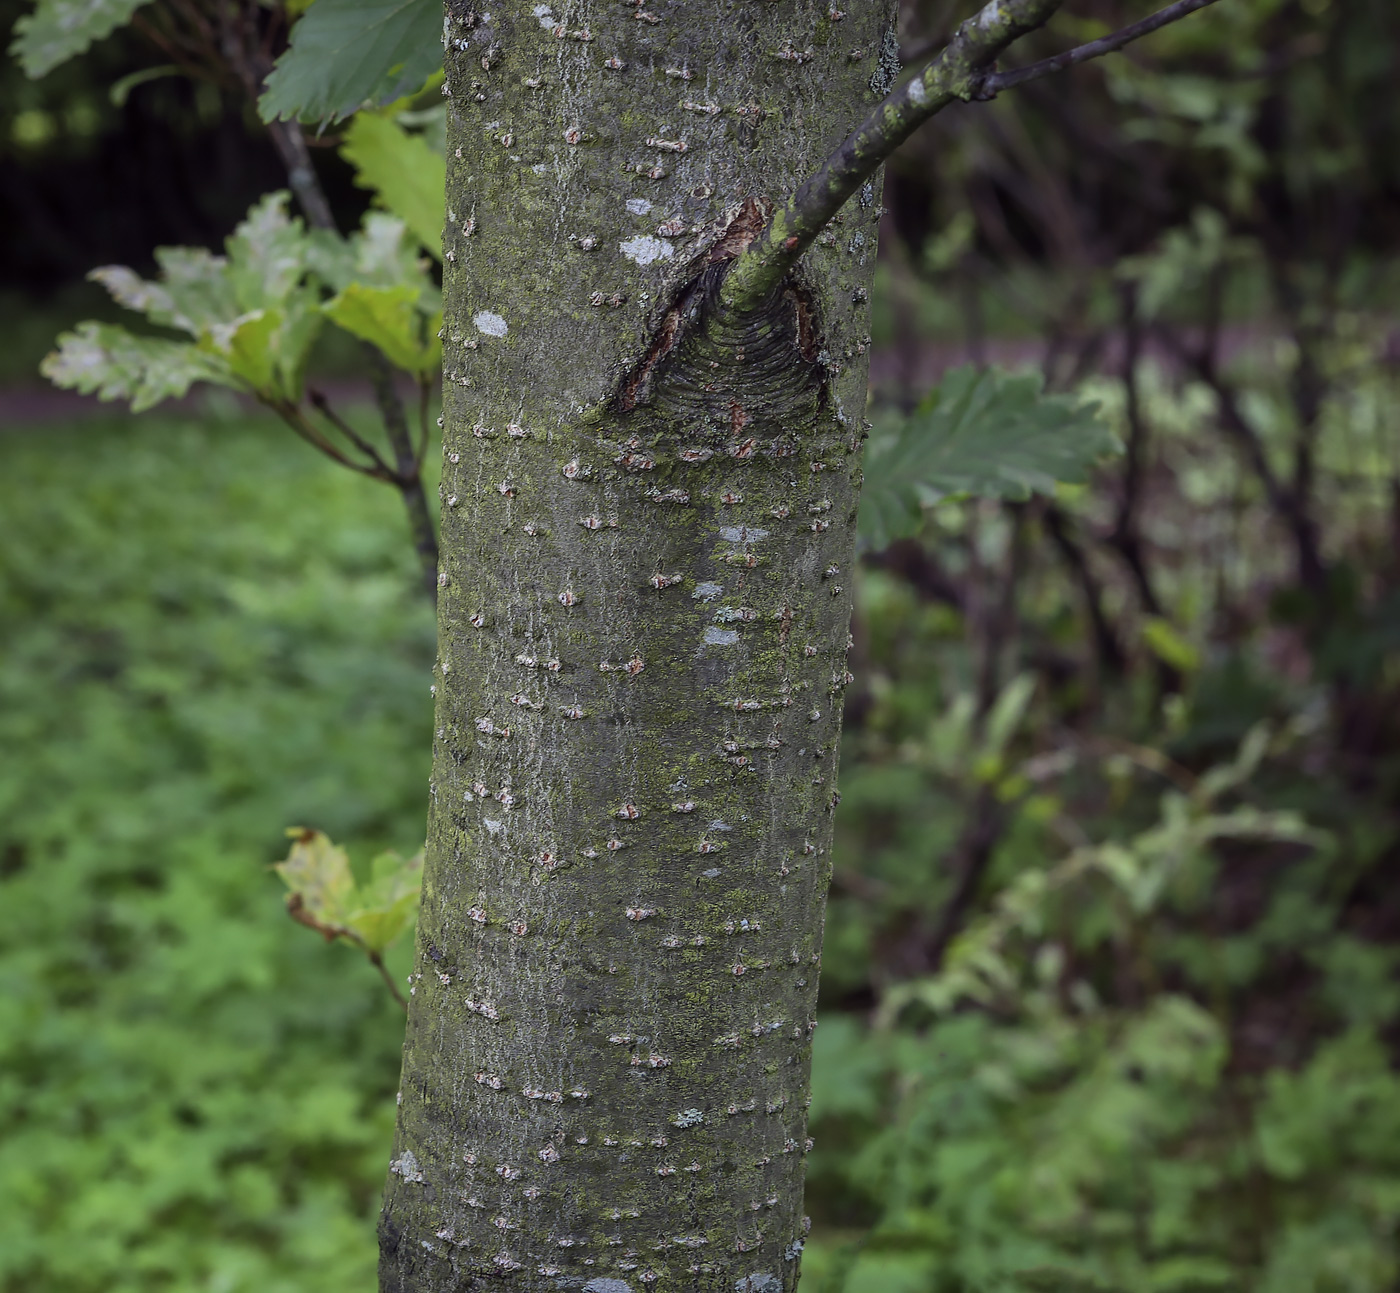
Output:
[
  {"xmin": 797, "ymin": 525, "xmax": 1400, "ymax": 1284},
  {"xmin": 3, "ymin": 397, "xmax": 1397, "ymax": 1291},
  {"xmin": 0, "ymin": 407, "xmax": 436, "ymax": 1293}
]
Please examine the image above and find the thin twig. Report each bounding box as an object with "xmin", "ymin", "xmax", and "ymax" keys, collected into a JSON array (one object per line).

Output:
[
  {"xmin": 416, "ymin": 376, "xmax": 432, "ymax": 469},
  {"xmin": 265, "ymin": 397, "xmax": 389, "ymax": 478},
  {"xmin": 264, "ymin": 117, "xmax": 338, "ymax": 231},
  {"xmin": 1043, "ymin": 503, "xmax": 1127, "ymax": 678},
  {"xmin": 361, "ymin": 345, "xmax": 439, "ymax": 603},
  {"xmin": 259, "ymin": 0, "xmax": 285, "ymax": 66},
  {"xmin": 1072, "ymin": 733, "xmax": 1198, "ymax": 794},
  {"xmin": 976, "ymin": 0, "xmax": 1222, "ymax": 97},
  {"xmin": 285, "ymin": 893, "xmax": 409, "ymax": 1012},
  {"xmin": 721, "ymin": 0, "xmax": 1221, "ymax": 312},
  {"xmin": 308, "ymin": 388, "xmax": 395, "ymax": 477},
  {"xmin": 166, "ymin": 0, "xmax": 220, "ymax": 56},
  {"xmin": 127, "ymin": 12, "xmax": 216, "ymax": 84},
  {"xmin": 1164, "ymin": 317, "xmax": 1326, "ymax": 596},
  {"xmin": 925, "ymin": 785, "xmax": 1004, "ymax": 972},
  {"xmin": 1156, "ymin": 329, "xmax": 1290, "ymax": 515},
  {"xmin": 1106, "ymin": 283, "xmax": 1174, "ymax": 637},
  {"xmin": 368, "ymin": 951, "xmax": 410, "ymax": 1013},
  {"xmin": 976, "ymin": 503, "xmax": 1027, "ymax": 717},
  {"xmin": 720, "ymin": 0, "xmax": 1064, "ymax": 312}
]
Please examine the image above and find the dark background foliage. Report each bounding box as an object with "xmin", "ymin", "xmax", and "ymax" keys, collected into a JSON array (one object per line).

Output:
[{"xmin": 0, "ymin": 0, "xmax": 368, "ymax": 291}]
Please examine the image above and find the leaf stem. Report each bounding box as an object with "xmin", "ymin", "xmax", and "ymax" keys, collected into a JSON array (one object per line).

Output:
[
  {"xmin": 308, "ymin": 387, "xmax": 395, "ymax": 475},
  {"xmin": 368, "ymin": 950, "xmax": 410, "ymax": 1013},
  {"xmin": 415, "ymin": 375, "xmax": 432, "ymax": 470},
  {"xmin": 363, "ymin": 344, "xmax": 440, "ymax": 604},
  {"xmin": 266, "ymin": 397, "xmax": 390, "ymax": 478}
]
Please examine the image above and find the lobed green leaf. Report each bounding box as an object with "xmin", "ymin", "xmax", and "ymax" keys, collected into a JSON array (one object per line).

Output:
[
  {"xmin": 305, "ymin": 212, "xmax": 435, "ymax": 296},
  {"xmin": 9, "ymin": 0, "xmax": 149, "ymax": 77},
  {"xmin": 321, "ymin": 283, "xmax": 441, "ymax": 376},
  {"xmin": 345, "ymin": 848, "xmax": 425, "ymax": 952},
  {"xmin": 274, "ymin": 829, "xmax": 423, "ymax": 955},
  {"xmin": 225, "ymin": 192, "xmax": 318, "ymax": 309},
  {"xmin": 257, "ymin": 0, "xmax": 443, "ymax": 125},
  {"xmin": 40, "ymin": 322, "xmax": 238, "ymax": 412},
  {"xmin": 858, "ymin": 366, "xmax": 1121, "ymax": 549},
  {"xmin": 273, "ymin": 829, "xmax": 358, "ymax": 931},
  {"xmin": 197, "ymin": 297, "xmax": 326, "ymax": 403},
  {"xmin": 340, "ymin": 112, "xmax": 445, "ymax": 259}
]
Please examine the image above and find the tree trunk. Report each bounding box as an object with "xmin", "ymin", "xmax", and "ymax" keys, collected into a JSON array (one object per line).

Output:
[{"xmin": 380, "ymin": 0, "xmax": 892, "ymax": 1287}]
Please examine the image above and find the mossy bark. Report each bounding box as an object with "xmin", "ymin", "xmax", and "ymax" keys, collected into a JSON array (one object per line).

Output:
[{"xmin": 380, "ymin": 0, "xmax": 892, "ymax": 1288}]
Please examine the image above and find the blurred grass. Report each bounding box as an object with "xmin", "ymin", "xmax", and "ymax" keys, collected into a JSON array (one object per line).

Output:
[{"xmin": 0, "ymin": 407, "xmax": 436, "ymax": 1293}]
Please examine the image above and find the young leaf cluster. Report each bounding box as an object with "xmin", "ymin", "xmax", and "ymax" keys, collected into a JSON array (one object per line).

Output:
[
  {"xmin": 274, "ymin": 828, "xmax": 423, "ymax": 958},
  {"xmin": 42, "ymin": 192, "xmax": 441, "ymax": 414}
]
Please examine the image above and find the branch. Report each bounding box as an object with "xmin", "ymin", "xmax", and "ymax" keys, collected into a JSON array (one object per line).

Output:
[
  {"xmin": 924, "ymin": 785, "xmax": 1004, "ymax": 973},
  {"xmin": 1042, "ymin": 503, "xmax": 1127, "ymax": 677},
  {"xmin": 368, "ymin": 950, "xmax": 410, "ymax": 1013},
  {"xmin": 721, "ymin": 0, "xmax": 1221, "ymax": 312},
  {"xmin": 721, "ymin": 0, "xmax": 1063, "ymax": 311},
  {"xmin": 360, "ymin": 345, "xmax": 440, "ymax": 603},
  {"xmin": 415, "ymin": 375, "xmax": 432, "ymax": 470},
  {"xmin": 264, "ymin": 117, "xmax": 338, "ymax": 232},
  {"xmin": 308, "ymin": 387, "xmax": 395, "ymax": 477},
  {"xmin": 1106, "ymin": 284, "xmax": 1170, "ymax": 623},
  {"xmin": 975, "ymin": 0, "xmax": 1222, "ymax": 97},
  {"xmin": 265, "ymin": 397, "xmax": 392, "ymax": 480}
]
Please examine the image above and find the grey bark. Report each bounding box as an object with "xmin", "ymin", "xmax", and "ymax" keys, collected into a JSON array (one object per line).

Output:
[{"xmin": 379, "ymin": 0, "xmax": 893, "ymax": 1288}]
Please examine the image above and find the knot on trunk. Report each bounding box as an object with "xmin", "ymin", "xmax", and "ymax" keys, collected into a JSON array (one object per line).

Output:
[{"xmin": 615, "ymin": 201, "xmax": 825, "ymax": 424}]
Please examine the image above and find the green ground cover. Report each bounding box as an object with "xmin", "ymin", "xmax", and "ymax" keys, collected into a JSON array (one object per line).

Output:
[
  {"xmin": 3, "ymin": 396, "xmax": 1398, "ymax": 1292},
  {"xmin": 0, "ymin": 409, "xmax": 435, "ymax": 1292}
]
